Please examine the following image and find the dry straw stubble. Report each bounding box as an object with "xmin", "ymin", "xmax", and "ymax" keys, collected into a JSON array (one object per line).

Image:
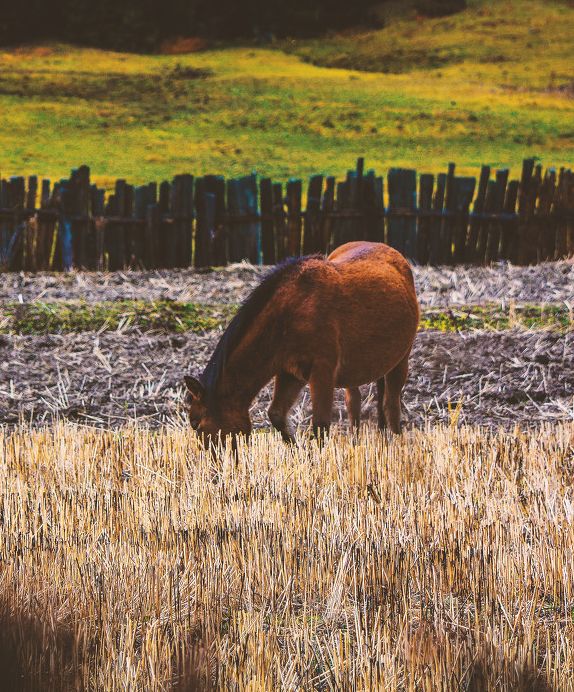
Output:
[{"xmin": 0, "ymin": 422, "xmax": 573, "ymax": 690}]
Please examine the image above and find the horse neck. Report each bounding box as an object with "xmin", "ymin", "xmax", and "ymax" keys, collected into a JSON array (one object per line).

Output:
[{"xmin": 216, "ymin": 318, "xmax": 278, "ymax": 409}]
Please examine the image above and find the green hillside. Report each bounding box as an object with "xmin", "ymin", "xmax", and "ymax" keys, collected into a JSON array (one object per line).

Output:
[{"xmin": 0, "ymin": 0, "xmax": 572, "ymax": 189}]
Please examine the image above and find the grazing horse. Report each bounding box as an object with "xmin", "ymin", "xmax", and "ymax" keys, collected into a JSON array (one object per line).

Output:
[{"xmin": 184, "ymin": 241, "xmax": 419, "ymax": 442}]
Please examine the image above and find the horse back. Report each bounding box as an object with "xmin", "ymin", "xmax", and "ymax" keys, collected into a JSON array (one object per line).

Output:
[{"xmin": 322, "ymin": 241, "xmax": 419, "ymax": 386}]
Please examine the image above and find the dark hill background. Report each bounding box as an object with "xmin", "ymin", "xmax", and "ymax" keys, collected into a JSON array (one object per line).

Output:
[{"xmin": 1, "ymin": 0, "xmax": 466, "ymax": 51}]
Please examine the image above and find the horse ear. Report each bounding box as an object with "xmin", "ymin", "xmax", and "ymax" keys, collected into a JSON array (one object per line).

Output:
[{"xmin": 184, "ymin": 375, "xmax": 205, "ymax": 401}]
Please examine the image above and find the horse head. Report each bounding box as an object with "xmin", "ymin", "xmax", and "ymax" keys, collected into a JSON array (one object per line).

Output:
[{"xmin": 183, "ymin": 375, "xmax": 252, "ymax": 443}]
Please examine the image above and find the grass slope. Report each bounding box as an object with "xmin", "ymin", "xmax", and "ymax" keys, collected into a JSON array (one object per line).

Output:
[{"xmin": 0, "ymin": 0, "xmax": 572, "ymax": 187}]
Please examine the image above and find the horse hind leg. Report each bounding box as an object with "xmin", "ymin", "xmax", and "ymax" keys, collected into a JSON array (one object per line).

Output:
[
  {"xmin": 345, "ymin": 387, "xmax": 361, "ymax": 430},
  {"xmin": 376, "ymin": 377, "xmax": 386, "ymax": 430},
  {"xmin": 309, "ymin": 359, "xmax": 336, "ymax": 439},
  {"xmin": 268, "ymin": 371, "xmax": 304, "ymax": 443},
  {"xmin": 378, "ymin": 352, "xmax": 410, "ymax": 434}
]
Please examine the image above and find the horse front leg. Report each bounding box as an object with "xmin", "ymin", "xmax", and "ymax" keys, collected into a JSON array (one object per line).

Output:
[
  {"xmin": 345, "ymin": 387, "xmax": 361, "ymax": 430},
  {"xmin": 309, "ymin": 360, "xmax": 336, "ymax": 439},
  {"xmin": 268, "ymin": 371, "xmax": 304, "ymax": 443}
]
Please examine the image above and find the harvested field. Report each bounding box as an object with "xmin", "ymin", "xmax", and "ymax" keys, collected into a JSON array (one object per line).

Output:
[
  {"xmin": 0, "ymin": 261, "xmax": 572, "ymax": 306},
  {"xmin": 0, "ymin": 329, "xmax": 572, "ymax": 428},
  {"xmin": 0, "ymin": 423, "xmax": 573, "ymax": 689},
  {"xmin": 0, "ymin": 261, "xmax": 573, "ymax": 690}
]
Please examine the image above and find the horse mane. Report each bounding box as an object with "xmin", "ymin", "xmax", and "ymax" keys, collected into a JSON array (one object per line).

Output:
[{"xmin": 201, "ymin": 255, "xmax": 321, "ymax": 405}]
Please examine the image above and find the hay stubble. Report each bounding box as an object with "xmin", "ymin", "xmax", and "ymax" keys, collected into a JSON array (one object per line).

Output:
[{"xmin": 1, "ymin": 423, "xmax": 573, "ymax": 689}]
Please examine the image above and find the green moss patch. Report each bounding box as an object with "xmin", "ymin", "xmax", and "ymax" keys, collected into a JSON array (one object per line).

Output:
[
  {"xmin": 0, "ymin": 300, "xmax": 235, "ymax": 335},
  {"xmin": 420, "ymin": 304, "xmax": 573, "ymax": 332},
  {"xmin": 0, "ymin": 301, "xmax": 571, "ymax": 336}
]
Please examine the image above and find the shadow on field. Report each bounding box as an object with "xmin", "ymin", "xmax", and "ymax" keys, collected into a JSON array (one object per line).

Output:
[
  {"xmin": 0, "ymin": 599, "xmax": 79, "ymax": 691},
  {"xmin": 0, "ymin": 599, "xmax": 209, "ymax": 691},
  {"xmin": 406, "ymin": 620, "xmax": 556, "ymax": 691},
  {"xmin": 0, "ymin": 601, "xmax": 560, "ymax": 690}
]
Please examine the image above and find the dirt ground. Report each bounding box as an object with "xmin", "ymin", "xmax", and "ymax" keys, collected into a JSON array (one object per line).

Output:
[
  {"xmin": 0, "ymin": 261, "xmax": 572, "ymax": 306},
  {"xmin": 0, "ymin": 328, "xmax": 571, "ymax": 429},
  {"xmin": 0, "ymin": 261, "xmax": 572, "ymax": 430}
]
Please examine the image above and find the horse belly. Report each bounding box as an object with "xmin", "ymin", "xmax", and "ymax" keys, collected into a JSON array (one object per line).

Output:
[
  {"xmin": 336, "ymin": 338, "xmax": 405, "ymax": 387},
  {"xmin": 334, "ymin": 294, "xmax": 417, "ymax": 388}
]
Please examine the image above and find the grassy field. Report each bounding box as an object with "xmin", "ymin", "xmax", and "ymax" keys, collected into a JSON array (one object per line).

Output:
[
  {"xmin": 0, "ymin": 0, "xmax": 572, "ymax": 189},
  {"xmin": 1, "ymin": 423, "xmax": 573, "ymax": 688}
]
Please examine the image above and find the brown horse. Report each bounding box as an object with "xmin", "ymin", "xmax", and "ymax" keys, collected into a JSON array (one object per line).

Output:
[{"xmin": 184, "ymin": 241, "xmax": 419, "ymax": 442}]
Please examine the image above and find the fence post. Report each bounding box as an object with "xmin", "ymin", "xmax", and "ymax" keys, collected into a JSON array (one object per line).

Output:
[
  {"xmin": 7, "ymin": 177, "xmax": 25, "ymax": 270},
  {"xmin": 303, "ymin": 174, "xmax": 324, "ymax": 254},
  {"xmin": 72, "ymin": 165, "xmax": 91, "ymax": 269},
  {"xmin": 417, "ymin": 174, "xmax": 434, "ymax": 264},
  {"xmin": 538, "ymin": 168, "xmax": 557, "ymax": 262},
  {"xmin": 91, "ymin": 185, "xmax": 106, "ymax": 270},
  {"xmin": 195, "ymin": 177, "xmax": 214, "ymax": 268},
  {"xmin": 484, "ymin": 169, "xmax": 508, "ymax": 264},
  {"xmin": 465, "ymin": 166, "xmax": 490, "ymax": 263},
  {"xmin": 134, "ymin": 186, "xmax": 149, "ymax": 269},
  {"xmin": 566, "ymin": 170, "xmax": 574, "ymax": 257},
  {"xmin": 58, "ymin": 179, "xmax": 74, "ymax": 271},
  {"xmin": 387, "ymin": 168, "xmax": 417, "ymax": 259},
  {"xmin": 0, "ymin": 180, "xmax": 8, "ymax": 268},
  {"xmin": 499, "ymin": 180, "xmax": 519, "ymax": 261},
  {"xmin": 517, "ymin": 159, "xmax": 539, "ymax": 264},
  {"xmin": 23, "ymin": 176, "xmax": 38, "ymax": 271},
  {"xmin": 429, "ymin": 173, "xmax": 446, "ymax": 265},
  {"xmin": 145, "ymin": 203, "xmax": 160, "ymax": 269},
  {"xmin": 320, "ymin": 176, "xmax": 335, "ymax": 253},
  {"xmin": 272, "ymin": 183, "xmax": 287, "ymax": 262},
  {"xmin": 363, "ymin": 171, "xmax": 384, "ymax": 244},
  {"xmin": 203, "ymin": 175, "xmax": 226, "ymax": 266},
  {"xmin": 440, "ymin": 163, "xmax": 456, "ymax": 264},
  {"xmin": 37, "ymin": 179, "xmax": 52, "ymax": 270},
  {"xmin": 452, "ymin": 176, "xmax": 476, "ymax": 264},
  {"xmin": 286, "ymin": 179, "xmax": 302, "ymax": 258},
  {"xmin": 260, "ymin": 178, "xmax": 275, "ymax": 264},
  {"xmin": 181, "ymin": 174, "xmax": 194, "ymax": 267},
  {"xmin": 158, "ymin": 180, "xmax": 172, "ymax": 267}
]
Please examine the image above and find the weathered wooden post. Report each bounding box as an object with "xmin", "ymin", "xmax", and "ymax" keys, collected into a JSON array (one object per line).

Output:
[
  {"xmin": 91, "ymin": 185, "xmax": 106, "ymax": 270},
  {"xmin": 286, "ymin": 178, "xmax": 302, "ymax": 258},
  {"xmin": 303, "ymin": 174, "xmax": 324, "ymax": 254},
  {"xmin": 417, "ymin": 174, "xmax": 434, "ymax": 264},
  {"xmin": 320, "ymin": 176, "xmax": 336, "ymax": 253},
  {"xmin": 465, "ymin": 165, "xmax": 490, "ymax": 263},
  {"xmin": 272, "ymin": 183, "xmax": 287, "ymax": 261},
  {"xmin": 58, "ymin": 178, "xmax": 74, "ymax": 271},
  {"xmin": 260, "ymin": 177, "xmax": 275, "ymax": 264},
  {"xmin": 387, "ymin": 168, "xmax": 417, "ymax": 259},
  {"xmin": 429, "ymin": 173, "xmax": 446, "ymax": 265},
  {"xmin": 499, "ymin": 180, "xmax": 519, "ymax": 261},
  {"xmin": 452, "ymin": 176, "xmax": 476, "ymax": 264},
  {"xmin": 484, "ymin": 169, "xmax": 509, "ymax": 264}
]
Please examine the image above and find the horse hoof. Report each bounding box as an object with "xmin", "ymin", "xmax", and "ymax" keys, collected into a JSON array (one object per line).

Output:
[
  {"xmin": 311, "ymin": 426, "xmax": 330, "ymax": 446},
  {"xmin": 281, "ymin": 431, "xmax": 297, "ymax": 444}
]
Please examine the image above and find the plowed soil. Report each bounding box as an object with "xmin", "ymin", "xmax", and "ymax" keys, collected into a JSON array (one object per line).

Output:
[
  {"xmin": 1, "ymin": 329, "xmax": 571, "ymax": 429},
  {"xmin": 1, "ymin": 262, "xmax": 572, "ymax": 429}
]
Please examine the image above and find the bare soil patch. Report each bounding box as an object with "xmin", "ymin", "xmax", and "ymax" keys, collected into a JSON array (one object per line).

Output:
[
  {"xmin": 1, "ymin": 329, "xmax": 571, "ymax": 429},
  {"xmin": 0, "ymin": 261, "xmax": 572, "ymax": 306}
]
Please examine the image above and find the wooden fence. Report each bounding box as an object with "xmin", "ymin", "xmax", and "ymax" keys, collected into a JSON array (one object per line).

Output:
[{"xmin": 0, "ymin": 157, "xmax": 573, "ymax": 271}]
